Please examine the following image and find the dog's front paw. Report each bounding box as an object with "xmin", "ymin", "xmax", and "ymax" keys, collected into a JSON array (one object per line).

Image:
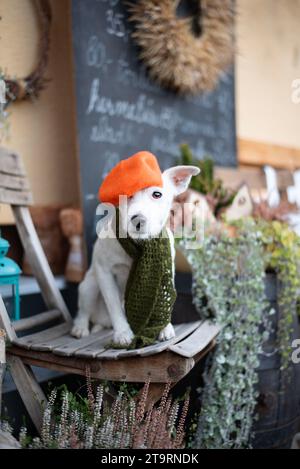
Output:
[
  {"xmin": 158, "ymin": 323, "xmax": 175, "ymax": 342},
  {"xmin": 71, "ymin": 324, "xmax": 90, "ymax": 339},
  {"xmin": 113, "ymin": 327, "xmax": 134, "ymax": 346}
]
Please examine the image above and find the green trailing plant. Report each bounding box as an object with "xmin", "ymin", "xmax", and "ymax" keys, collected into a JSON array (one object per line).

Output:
[
  {"xmin": 17, "ymin": 378, "xmax": 189, "ymax": 449},
  {"xmin": 181, "ymin": 219, "xmax": 273, "ymax": 448},
  {"xmin": 178, "ymin": 143, "xmax": 235, "ymax": 215},
  {"xmin": 257, "ymin": 219, "xmax": 300, "ymax": 370}
]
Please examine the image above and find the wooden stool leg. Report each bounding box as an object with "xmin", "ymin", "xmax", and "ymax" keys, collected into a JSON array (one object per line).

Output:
[
  {"xmin": 144, "ymin": 382, "xmax": 179, "ymax": 411},
  {"xmin": 0, "ymin": 330, "xmax": 5, "ymax": 417},
  {"xmin": 145, "ymin": 383, "xmax": 167, "ymax": 410},
  {"xmin": 7, "ymin": 356, "xmax": 46, "ymax": 433}
]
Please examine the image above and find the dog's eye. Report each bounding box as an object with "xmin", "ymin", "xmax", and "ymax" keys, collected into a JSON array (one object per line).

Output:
[{"xmin": 152, "ymin": 191, "xmax": 162, "ymax": 199}]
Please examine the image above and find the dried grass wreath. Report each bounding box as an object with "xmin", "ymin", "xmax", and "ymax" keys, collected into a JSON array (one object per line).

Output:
[
  {"xmin": 4, "ymin": 0, "xmax": 52, "ymax": 104},
  {"xmin": 127, "ymin": 0, "xmax": 235, "ymax": 95}
]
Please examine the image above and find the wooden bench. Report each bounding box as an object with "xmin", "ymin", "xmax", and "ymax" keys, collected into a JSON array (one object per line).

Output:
[{"xmin": 0, "ymin": 148, "xmax": 220, "ymax": 432}]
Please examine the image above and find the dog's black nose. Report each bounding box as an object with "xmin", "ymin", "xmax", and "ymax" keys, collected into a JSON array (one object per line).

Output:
[{"xmin": 131, "ymin": 214, "xmax": 146, "ymax": 231}]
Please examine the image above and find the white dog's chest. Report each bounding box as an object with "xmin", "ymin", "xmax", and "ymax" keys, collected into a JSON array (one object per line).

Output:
[
  {"xmin": 93, "ymin": 228, "xmax": 175, "ymax": 280},
  {"xmin": 93, "ymin": 236, "xmax": 132, "ymax": 271}
]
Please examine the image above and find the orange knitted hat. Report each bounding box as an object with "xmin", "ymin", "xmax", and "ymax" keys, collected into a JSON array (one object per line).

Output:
[{"xmin": 99, "ymin": 151, "xmax": 163, "ymax": 206}]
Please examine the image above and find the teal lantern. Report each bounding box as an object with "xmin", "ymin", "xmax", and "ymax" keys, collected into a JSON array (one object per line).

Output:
[{"xmin": 0, "ymin": 235, "xmax": 21, "ymax": 321}]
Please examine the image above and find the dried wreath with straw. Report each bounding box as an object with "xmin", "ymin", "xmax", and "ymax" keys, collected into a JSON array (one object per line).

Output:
[{"xmin": 127, "ymin": 0, "xmax": 235, "ymax": 94}]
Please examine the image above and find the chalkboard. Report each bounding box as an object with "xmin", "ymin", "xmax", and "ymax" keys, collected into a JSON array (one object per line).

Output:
[{"xmin": 71, "ymin": 0, "xmax": 237, "ymax": 256}]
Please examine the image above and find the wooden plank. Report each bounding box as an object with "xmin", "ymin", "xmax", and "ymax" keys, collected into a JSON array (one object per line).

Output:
[
  {"xmin": 29, "ymin": 332, "xmax": 77, "ymax": 352},
  {"xmin": 215, "ymin": 166, "xmax": 266, "ymax": 190},
  {"xmin": 8, "ymin": 346, "xmax": 100, "ymax": 373},
  {"xmin": 140, "ymin": 321, "xmax": 202, "ymax": 356},
  {"xmin": 0, "ymin": 187, "xmax": 33, "ymax": 206},
  {"xmin": 238, "ymin": 138, "xmax": 300, "ymax": 170},
  {"xmin": 96, "ymin": 348, "xmax": 126, "ymax": 359},
  {"xmin": 12, "ymin": 206, "xmax": 72, "ymax": 324},
  {"xmin": 169, "ymin": 321, "xmax": 221, "ymax": 358},
  {"xmin": 74, "ymin": 331, "xmax": 114, "ymax": 358},
  {"xmin": 12, "ymin": 323, "xmax": 70, "ymax": 350},
  {"xmin": 7, "ymin": 355, "xmax": 46, "ymax": 432},
  {"xmin": 105, "ymin": 321, "xmax": 202, "ymax": 359},
  {"xmin": 13, "ymin": 309, "xmax": 61, "ymax": 333},
  {"xmin": 0, "ymin": 295, "xmax": 17, "ymax": 342},
  {"xmin": 0, "ymin": 429, "xmax": 21, "ymax": 449},
  {"xmin": 8, "ymin": 346, "xmax": 195, "ymax": 383},
  {"xmin": 0, "ymin": 172, "xmax": 30, "ymax": 191},
  {"xmin": 0, "ymin": 329, "xmax": 5, "ymax": 418},
  {"xmin": 54, "ymin": 329, "xmax": 113, "ymax": 356},
  {"xmin": 92, "ymin": 352, "xmax": 195, "ymax": 382},
  {"xmin": 0, "ymin": 203, "xmax": 14, "ymax": 225},
  {"xmin": 193, "ymin": 339, "xmax": 217, "ymax": 364},
  {"xmin": 0, "ymin": 149, "xmax": 25, "ymax": 176},
  {"xmin": 0, "ymin": 330, "xmax": 5, "ymax": 363},
  {"xmin": 215, "ymin": 164, "xmax": 293, "ymax": 192},
  {"xmin": 140, "ymin": 383, "xmax": 171, "ymax": 412},
  {"xmin": 31, "ymin": 328, "xmax": 113, "ymax": 353}
]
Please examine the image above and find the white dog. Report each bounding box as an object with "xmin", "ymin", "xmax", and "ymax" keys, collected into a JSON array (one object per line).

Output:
[{"xmin": 71, "ymin": 165, "xmax": 200, "ymax": 346}]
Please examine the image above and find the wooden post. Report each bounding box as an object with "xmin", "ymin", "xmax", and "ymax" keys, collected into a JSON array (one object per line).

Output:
[{"xmin": 0, "ymin": 329, "xmax": 5, "ymax": 417}]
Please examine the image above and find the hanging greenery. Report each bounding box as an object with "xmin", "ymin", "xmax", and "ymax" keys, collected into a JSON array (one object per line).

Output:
[
  {"xmin": 257, "ymin": 219, "xmax": 300, "ymax": 370},
  {"xmin": 181, "ymin": 219, "xmax": 273, "ymax": 448}
]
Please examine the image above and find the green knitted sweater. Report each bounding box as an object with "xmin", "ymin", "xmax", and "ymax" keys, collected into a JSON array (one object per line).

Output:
[{"xmin": 115, "ymin": 214, "xmax": 177, "ymax": 349}]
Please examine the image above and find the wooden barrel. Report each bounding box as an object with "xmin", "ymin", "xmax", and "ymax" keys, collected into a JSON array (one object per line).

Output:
[
  {"xmin": 252, "ymin": 273, "xmax": 300, "ymax": 449},
  {"xmin": 173, "ymin": 272, "xmax": 300, "ymax": 449}
]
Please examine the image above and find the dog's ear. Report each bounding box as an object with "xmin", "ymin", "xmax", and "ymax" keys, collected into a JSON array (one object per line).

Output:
[{"xmin": 163, "ymin": 166, "xmax": 200, "ymax": 196}]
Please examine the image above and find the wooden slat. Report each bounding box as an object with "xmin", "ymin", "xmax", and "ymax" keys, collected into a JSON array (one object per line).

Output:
[
  {"xmin": 238, "ymin": 138, "xmax": 300, "ymax": 170},
  {"xmin": 0, "ymin": 329, "xmax": 5, "ymax": 417},
  {"xmin": 8, "ymin": 346, "xmax": 195, "ymax": 383},
  {"xmin": 0, "ymin": 149, "xmax": 25, "ymax": 176},
  {"xmin": 96, "ymin": 348, "xmax": 126, "ymax": 359},
  {"xmin": 0, "ymin": 329, "xmax": 5, "ymax": 363},
  {"xmin": 215, "ymin": 165, "xmax": 293, "ymax": 191},
  {"xmin": 0, "ymin": 187, "xmax": 33, "ymax": 206},
  {"xmin": 54, "ymin": 329, "xmax": 113, "ymax": 356},
  {"xmin": 0, "ymin": 295, "xmax": 17, "ymax": 342},
  {"xmin": 7, "ymin": 355, "xmax": 46, "ymax": 432},
  {"xmin": 12, "ymin": 206, "xmax": 72, "ymax": 324},
  {"xmin": 74, "ymin": 332, "xmax": 114, "ymax": 358},
  {"xmin": 32, "ymin": 332, "xmax": 78, "ymax": 352},
  {"xmin": 0, "ymin": 172, "xmax": 30, "ymax": 191},
  {"xmin": 215, "ymin": 166, "xmax": 265, "ymax": 190},
  {"xmin": 30, "ymin": 328, "xmax": 112, "ymax": 353},
  {"xmin": 12, "ymin": 309, "xmax": 61, "ymax": 333},
  {"xmin": 12, "ymin": 323, "xmax": 70, "ymax": 350},
  {"xmin": 104, "ymin": 321, "xmax": 202, "ymax": 359},
  {"xmin": 169, "ymin": 321, "xmax": 221, "ymax": 358},
  {"xmin": 0, "ymin": 203, "xmax": 14, "ymax": 225}
]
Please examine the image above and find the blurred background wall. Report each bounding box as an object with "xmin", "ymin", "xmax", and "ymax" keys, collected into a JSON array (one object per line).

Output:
[
  {"xmin": 0, "ymin": 0, "xmax": 79, "ymax": 223},
  {"xmin": 0, "ymin": 0, "xmax": 299, "ymax": 223},
  {"xmin": 236, "ymin": 0, "xmax": 300, "ymax": 149}
]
